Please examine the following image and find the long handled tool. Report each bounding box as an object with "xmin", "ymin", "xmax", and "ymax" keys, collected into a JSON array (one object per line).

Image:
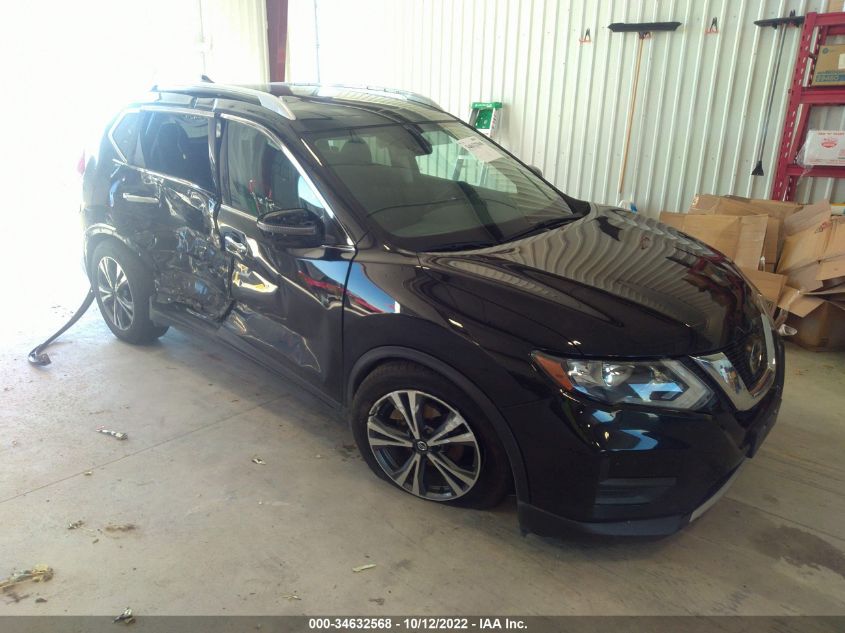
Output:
[
  {"xmin": 608, "ymin": 21, "xmax": 682, "ymax": 198},
  {"xmin": 618, "ymin": 33, "xmax": 647, "ymax": 196},
  {"xmin": 751, "ymin": 11, "xmax": 804, "ymax": 176}
]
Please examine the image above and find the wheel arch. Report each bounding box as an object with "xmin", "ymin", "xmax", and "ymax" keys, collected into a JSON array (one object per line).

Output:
[
  {"xmin": 347, "ymin": 345, "xmax": 530, "ymax": 504},
  {"xmin": 84, "ymin": 224, "xmax": 151, "ymax": 280}
]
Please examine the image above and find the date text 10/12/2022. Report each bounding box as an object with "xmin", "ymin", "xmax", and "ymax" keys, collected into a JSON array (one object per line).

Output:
[{"xmin": 308, "ymin": 618, "xmax": 528, "ymax": 630}]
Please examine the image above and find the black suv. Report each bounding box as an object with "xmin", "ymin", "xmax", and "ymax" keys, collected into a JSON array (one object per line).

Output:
[{"xmin": 81, "ymin": 83, "xmax": 784, "ymax": 537}]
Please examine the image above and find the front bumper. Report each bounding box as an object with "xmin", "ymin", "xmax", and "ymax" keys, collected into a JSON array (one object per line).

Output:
[
  {"xmin": 517, "ymin": 459, "xmax": 746, "ymax": 537},
  {"xmin": 509, "ymin": 337, "xmax": 785, "ymax": 538}
]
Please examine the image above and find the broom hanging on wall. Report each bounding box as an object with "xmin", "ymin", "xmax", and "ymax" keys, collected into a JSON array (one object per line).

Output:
[{"xmin": 608, "ymin": 21, "xmax": 681, "ymax": 201}]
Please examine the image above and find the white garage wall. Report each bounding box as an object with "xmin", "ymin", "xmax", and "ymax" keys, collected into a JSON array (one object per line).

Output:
[
  {"xmin": 200, "ymin": 0, "xmax": 270, "ymax": 85},
  {"xmin": 0, "ymin": 0, "xmax": 268, "ymax": 283},
  {"xmin": 0, "ymin": 0, "xmax": 268, "ymax": 189},
  {"xmin": 287, "ymin": 0, "xmax": 845, "ymax": 216}
]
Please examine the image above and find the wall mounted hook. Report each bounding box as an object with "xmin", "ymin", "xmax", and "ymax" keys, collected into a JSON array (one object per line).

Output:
[{"xmin": 706, "ymin": 17, "xmax": 719, "ymax": 34}]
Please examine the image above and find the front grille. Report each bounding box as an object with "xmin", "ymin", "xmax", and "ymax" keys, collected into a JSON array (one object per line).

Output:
[{"xmin": 724, "ymin": 322, "xmax": 767, "ymax": 388}]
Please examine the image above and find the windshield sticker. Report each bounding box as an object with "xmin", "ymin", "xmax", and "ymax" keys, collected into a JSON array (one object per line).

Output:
[{"xmin": 455, "ymin": 137, "xmax": 503, "ymax": 163}]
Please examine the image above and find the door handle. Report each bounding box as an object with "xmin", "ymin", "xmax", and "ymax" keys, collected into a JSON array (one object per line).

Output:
[
  {"xmin": 224, "ymin": 234, "xmax": 247, "ymax": 257},
  {"xmin": 122, "ymin": 192, "xmax": 159, "ymax": 204}
]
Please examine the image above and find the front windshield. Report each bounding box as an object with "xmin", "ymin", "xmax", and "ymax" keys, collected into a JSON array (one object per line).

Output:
[{"xmin": 304, "ymin": 121, "xmax": 581, "ymax": 251}]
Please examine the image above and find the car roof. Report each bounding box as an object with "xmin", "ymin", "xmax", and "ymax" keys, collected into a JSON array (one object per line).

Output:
[{"xmin": 141, "ymin": 82, "xmax": 455, "ymax": 133}]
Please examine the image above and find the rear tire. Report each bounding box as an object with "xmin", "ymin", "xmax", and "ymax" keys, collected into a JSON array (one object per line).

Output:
[
  {"xmin": 91, "ymin": 240, "xmax": 168, "ymax": 344},
  {"xmin": 351, "ymin": 361, "xmax": 511, "ymax": 509}
]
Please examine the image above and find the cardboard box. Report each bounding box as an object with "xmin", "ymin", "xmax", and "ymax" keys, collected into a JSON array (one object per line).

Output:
[
  {"xmin": 723, "ymin": 195, "xmax": 802, "ymax": 222},
  {"xmin": 818, "ymin": 254, "xmax": 845, "ymax": 280},
  {"xmin": 806, "ymin": 282, "xmax": 845, "ymax": 301},
  {"xmin": 801, "ymin": 131, "xmax": 845, "ymax": 166},
  {"xmin": 777, "ymin": 220, "xmax": 832, "ymax": 273},
  {"xmin": 783, "ymin": 200, "xmax": 831, "ymax": 236},
  {"xmin": 812, "ymin": 44, "xmax": 845, "ymax": 86},
  {"xmin": 778, "ymin": 286, "xmax": 825, "ymax": 317},
  {"xmin": 689, "ymin": 195, "xmax": 783, "ymax": 268},
  {"xmin": 659, "ymin": 212, "xmax": 767, "ymax": 269},
  {"xmin": 741, "ymin": 267, "xmax": 787, "ymax": 303},
  {"xmin": 786, "ymin": 263, "xmax": 825, "ymax": 292},
  {"xmin": 786, "ymin": 301, "xmax": 845, "ymax": 351},
  {"xmin": 822, "ymin": 216, "xmax": 845, "ymax": 260}
]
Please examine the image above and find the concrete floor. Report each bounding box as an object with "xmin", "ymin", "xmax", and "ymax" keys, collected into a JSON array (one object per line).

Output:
[{"xmin": 1, "ymin": 262, "xmax": 845, "ymax": 616}]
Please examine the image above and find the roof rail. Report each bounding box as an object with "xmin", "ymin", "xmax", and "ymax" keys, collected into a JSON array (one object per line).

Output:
[
  {"xmin": 150, "ymin": 83, "xmax": 296, "ymax": 120},
  {"xmin": 284, "ymin": 83, "xmax": 442, "ymax": 110}
]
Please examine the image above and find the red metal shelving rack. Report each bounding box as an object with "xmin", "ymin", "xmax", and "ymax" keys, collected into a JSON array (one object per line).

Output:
[{"xmin": 771, "ymin": 11, "xmax": 845, "ymax": 201}]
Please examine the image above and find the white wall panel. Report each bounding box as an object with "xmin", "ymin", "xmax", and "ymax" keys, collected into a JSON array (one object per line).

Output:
[
  {"xmin": 200, "ymin": 0, "xmax": 270, "ymax": 84},
  {"xmin": 288, "ymin": 0, "xmax": 845, "ymax": 216}
]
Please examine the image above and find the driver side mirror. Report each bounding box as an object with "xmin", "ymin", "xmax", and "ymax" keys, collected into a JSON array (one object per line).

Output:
[
  {"xmin": 527, "ymin": 165, "xmax": 543, "ymax": 178},
  {"xmin": 256, "ymin": 208, "xmax": 325, "ymax": 247}
]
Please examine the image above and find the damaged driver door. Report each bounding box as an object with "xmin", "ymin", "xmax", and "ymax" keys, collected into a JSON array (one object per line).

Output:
[{"xmin": 215, "ymin": 115, "xmax": 354, "ymax": 399}]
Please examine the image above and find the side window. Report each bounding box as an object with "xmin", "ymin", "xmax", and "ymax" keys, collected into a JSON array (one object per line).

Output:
[
  {"xmin": 111, "ymin": 112, "xmax": 143, "ymax": 163},
  {"xmin": 225, "ymin": 122, "xmax": 319, "ymax": 215},
  {"xmin": 225, "ymin": 121, "xmax": 342, "ymax": 244},
  {"xmin": 140, "ymin": 112, "xmax": 213, "ymax": 190}
]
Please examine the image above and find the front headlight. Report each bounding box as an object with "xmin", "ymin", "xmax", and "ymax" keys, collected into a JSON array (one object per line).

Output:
[{"xmin": 533, "ymin": 352, "xmax": 713, "ymax": 410}]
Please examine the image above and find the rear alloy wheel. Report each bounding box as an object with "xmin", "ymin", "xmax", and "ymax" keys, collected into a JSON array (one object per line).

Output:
[
  {"xmin": 97, "ymin": 256, "xmax": 134, "ymax": 331},
  {"xmin": 367, "ymin": 389, "xmax": 481, "ymax": 501},
  {"xmin": 91, "ymin": 240, "xmax": 168, "ymax": 344}
]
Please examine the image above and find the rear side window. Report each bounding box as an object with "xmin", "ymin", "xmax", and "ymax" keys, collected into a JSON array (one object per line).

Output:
[
  {"xmin": 110, "ymin": 112, "xmax": 143, "ymax": 163},
  {"xmin": 140, "ymin": 112, "xmax": 213, "ymax": 190}
]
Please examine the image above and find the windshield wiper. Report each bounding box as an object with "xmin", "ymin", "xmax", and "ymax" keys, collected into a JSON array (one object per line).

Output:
[
  {"xmin": 428, "ymin": 240, "xmax": 499, "ymax": 252},
  {"xmin": 505, "ymin": 216, "xmax": 576, "ymax": 242}
]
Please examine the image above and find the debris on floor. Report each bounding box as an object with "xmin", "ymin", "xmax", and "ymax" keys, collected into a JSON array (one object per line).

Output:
[
  {"xmin": 67, "ymin": 520, "xmax": 84, "ymax": 530},
  {"xmin": 96, "ymin": 427, "xmax": 128, "ymax": 440},
  {"xmin": 83, "ymin": 471, "xmax": 93, "ymax": 476},
  {"xmin": 281, "ymin": 594, "xmax": 301, "ymax": 601},
  {"xmin": 0, "ymin": 565, "xmax": 54, "ymax": 593},
  {"xmin": 104, "ymin": 523, "xmax": 137, "ymax": 533},
  {"xmin": 252, "ymin": 456, "xmax": 266, "ymax": 465},
  {"xmin": 35, "ymin": 597, "xmax": 47, "ymax": 603},
  {"xmin": 352, "ymin": 563, "xmax": 376, "ymax": 573},
  {"xmin": 114, "ymin": 607, "xmax": 135, "ymax": 624},
  {"xmin": 369, "ymin": 597, "xmax": 385, "ymax": 605},
  {"xmin": 4, "ymin": 590, "xmax": 29, "ymax": 604}
]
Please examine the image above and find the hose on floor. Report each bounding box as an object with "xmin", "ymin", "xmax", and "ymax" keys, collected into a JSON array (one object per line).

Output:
[{"xmin": 27, "ymin": 289, "xmax": 96, "ymax": 366}]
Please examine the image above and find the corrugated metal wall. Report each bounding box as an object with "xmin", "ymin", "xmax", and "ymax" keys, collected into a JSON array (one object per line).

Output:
[
  {"xmin": 201, "ymin": 0, "xmax": 269, "ymax": 84},
  {"xmin": 288, "ymin": 0, "xmax": 845, "ymax": 217}
]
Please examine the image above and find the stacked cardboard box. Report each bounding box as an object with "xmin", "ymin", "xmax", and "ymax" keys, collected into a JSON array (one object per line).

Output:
[{"xmin": 659, "ymin": 195, "xmax": 845, "ymax": 351}]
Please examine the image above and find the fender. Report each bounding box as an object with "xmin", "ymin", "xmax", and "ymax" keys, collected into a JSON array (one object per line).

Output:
[
  {"xmin": 83, "ymin": 223, "xmax": 152, "ymax": 278},
  {"xmin": 347, "ymin": 345, "xmax": 530, "ymax": 504}
]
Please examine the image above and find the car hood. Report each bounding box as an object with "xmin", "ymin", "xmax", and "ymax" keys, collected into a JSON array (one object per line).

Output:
[{"xmin": 418, "ymin": 205, "xmax": 761, "ymax": 358}]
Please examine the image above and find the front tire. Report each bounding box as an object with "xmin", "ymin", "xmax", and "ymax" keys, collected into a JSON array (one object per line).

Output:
[
  {"xmin": 91, "ymin": 240, "xmax": 168, "ymax": 344},
  {"xmin": 351, "ymin": 361, "xmax": 511, "ymax": 509}
]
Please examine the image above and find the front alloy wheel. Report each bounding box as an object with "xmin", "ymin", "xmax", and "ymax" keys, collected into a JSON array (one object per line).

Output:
[
  {"xmin": 366, "ymin": 389, "xmax": 481, "ymax": 501},
  {"xmin": 97, "ymin": 256, "xmax": 134, "ymax": 331}
]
